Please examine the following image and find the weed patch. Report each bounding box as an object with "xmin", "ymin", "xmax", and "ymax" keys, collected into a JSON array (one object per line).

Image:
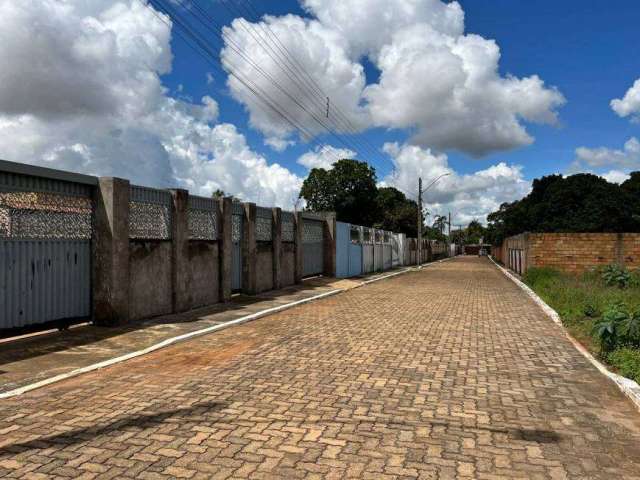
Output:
[{"xmin": 524, "ymin": 266, "xmax": 640, "ymax": 384}]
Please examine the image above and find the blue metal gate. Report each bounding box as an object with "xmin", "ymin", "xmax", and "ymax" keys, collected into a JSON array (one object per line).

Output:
[
  {"xmin": 0, "ymin": 160, "xmax": 95, "ymax": 331},
  {"xmin": 231, "ymin": 201, "xmax": 243, "ymax": 291},
  {"xmin": 336, "ymin": 222, "xmax": 363, "ymax": 278},
  {"xmin": 302, "ymin": 215, "xmax": 324, "ymax": 277}
]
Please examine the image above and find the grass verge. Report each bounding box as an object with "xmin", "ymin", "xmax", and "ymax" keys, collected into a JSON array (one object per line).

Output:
[{"xmin": 524, "ymin": 266, "xmax": 640, "ymax": 384}]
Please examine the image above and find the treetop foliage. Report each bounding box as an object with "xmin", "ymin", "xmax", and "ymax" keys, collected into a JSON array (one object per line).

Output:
[
  {"xmin": 299, "ymin": 159, "xmax": 435, "ymax": 238},
  {"xmin": 486, "ymin": 172, "xmax": 640, "ymax": 245}
]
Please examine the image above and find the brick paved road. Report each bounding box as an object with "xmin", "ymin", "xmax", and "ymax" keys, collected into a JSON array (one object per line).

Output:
[{"xmin": 1, "ymin": 257, "xmax": 640, "ymax": 479}]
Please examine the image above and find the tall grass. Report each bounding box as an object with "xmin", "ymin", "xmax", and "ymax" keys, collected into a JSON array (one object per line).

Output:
[{"xmin": 524, "ymin": 266, "xmax": 640, "ymax": 383}]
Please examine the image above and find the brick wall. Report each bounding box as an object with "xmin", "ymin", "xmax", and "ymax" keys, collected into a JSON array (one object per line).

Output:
[{"xmin": 494, "ymin": 233, "xmax": 640, "ymax": 275}]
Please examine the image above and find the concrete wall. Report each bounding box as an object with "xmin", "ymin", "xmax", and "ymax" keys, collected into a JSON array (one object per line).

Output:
[
  {"xmin": 495, "ymin": 232, "xmax": 640, "ymax": 275},
  {"xmin": 256, "ymin": 243, "xmax": 274, "ymax": 293},
  {"xmin": 185, "ymin": 241, "xmax": 219, "ymax": 308},
  {"xmin": 281, "ymin": 243, "xmax": 296, "ymax": 287},
  {"xmin": 90, "ymin": 181, "xmax": 396, "ymax": 327},
  {"xmin": 129, "ymin": 241, "xmax": 172, "ymax": 321}
]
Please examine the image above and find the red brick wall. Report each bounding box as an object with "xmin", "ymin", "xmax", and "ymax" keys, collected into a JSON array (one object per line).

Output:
[{"xmin": 494, "ymin": 233, "xmax": 640, "ymax": 275}]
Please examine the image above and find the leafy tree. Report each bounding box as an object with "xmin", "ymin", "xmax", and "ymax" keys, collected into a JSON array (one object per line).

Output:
[
  {"xmin": 622, "ymin": 171, "xmax": 640, "ymax": 220},
  {"xmin": 374, "ymin": 187, "xmax": 422, "ymax": 237},
  {"xmin": 212, "ymin": 189, "xmax": 225, "ymax": 200},
  {"xmin": 432, "ymin": 215, "xmax": 447, "ymax": 235},
  {"xmin": 465, "ymin": 220, "xmax": 486, "ymax": 244},
  {"xmin": 486, "ymin": 173, "xmax": 640, "ymax": 244},
  {"xmin": 299, "ymin": 159, "xmax": 380, "ymax": 226}
]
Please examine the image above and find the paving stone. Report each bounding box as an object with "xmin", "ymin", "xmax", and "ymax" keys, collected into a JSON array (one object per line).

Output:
[{"xmin": 1, "ymin": 257, "xmax": 640, "ymax": 479}]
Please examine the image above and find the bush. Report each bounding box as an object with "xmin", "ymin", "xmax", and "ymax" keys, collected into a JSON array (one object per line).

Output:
[
  {"xmin": 607, "ymin": 348, "xmax": 640, "ymax": 383},
  {"xmin": 592, "ymin": 303, "xmax": 629, "ymax": 353},
  {"xmin": 525, "ymin": 266, "xmax": 640, "ymax": 384},
  {"xmin": 602, "ymin": 264, "xmax": 631, "ymax": 289}
]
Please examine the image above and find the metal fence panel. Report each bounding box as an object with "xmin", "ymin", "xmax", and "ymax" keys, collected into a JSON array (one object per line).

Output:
[
  {"xmin": 1, "ymin": 239, "xmax": 91, "ymax": 328},
  {"xmin": 256, "ymin": 206, "xmax": 272, "ymax": 242},
  {"xmin": 335, "ymin": 221, "xmax": 350, "ymax": 278},
  {"xmin": 348, "ymin": 242, "xmax": 363, "ymax": 277},
  {"xmin": 129, "ymin": 185, "xmax": 172, "ymax": 240},
  {"xmin": 0, "ymin": 164, "xmax": 94, "ymax": 330},
  {"xmin": 374, "ymin": 243, "xmax": 383, "ymax": 271},
  {"xmin": 188, "ymin": 195, "xmax": 217, "ymax": 241},
  {"xmin": 302, "ymin": 217, "xmax": 323, "ymax": 277},
  {"xmin": 383, "ymin": 244, "xmax": 392, "ymax": 270},
  {"xmin": 363, "ymin": 244, "xmax": 374, "ymax": 273}
]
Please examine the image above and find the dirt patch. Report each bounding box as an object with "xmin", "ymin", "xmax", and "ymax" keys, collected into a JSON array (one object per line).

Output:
[{"xmin": 129, "ymin": 338, "xmax": 257, "ymax": 371}]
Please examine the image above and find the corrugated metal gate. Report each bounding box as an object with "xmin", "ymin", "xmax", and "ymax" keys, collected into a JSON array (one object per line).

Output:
[
  {"xmin": 336, "ymin": 222, "xmax": 363, "ymax": 278},
  {"xmin": 373, "ymin": 230, "xmax": 384, "ymax": 271},
  {"xmin": 362, "ymin": 228, "xmax": 374, "ymax": 273},
  {"xmin": 391, "ymin": 234, "xmax": 401, "ymax": 267},
  {"xmin": 0, "ymin": 162, "xmax": 95, "ymax": 330},
  {"xmin": 382, "ymin": 231, "xmax": 393, "ymax": 270},
  {"xmin": 302, "ymin": 216, "xmax": 324, "ymax": 277},
  {"xmin": 231, "ymin": 201, "xmax": 243, "ymax": 291}
]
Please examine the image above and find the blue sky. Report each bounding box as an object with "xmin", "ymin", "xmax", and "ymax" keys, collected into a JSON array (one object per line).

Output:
[
  {"xmin": 1, "ymin": 0, "xmax": 638, "ymax": 223},
  {"xmin": 162, "ymin": 0, "xmax": 639, "ymax": 181}
]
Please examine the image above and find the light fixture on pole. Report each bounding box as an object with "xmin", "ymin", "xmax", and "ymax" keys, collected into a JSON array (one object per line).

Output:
[{"xmin": 417, "ymin": 173, "xmax": 451, "ymax": 267}]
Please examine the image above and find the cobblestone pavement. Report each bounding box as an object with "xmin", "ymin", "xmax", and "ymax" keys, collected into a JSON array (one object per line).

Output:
[{"xmin": 1, "ymin": 257, "xmax": 640, "ymax": 479}]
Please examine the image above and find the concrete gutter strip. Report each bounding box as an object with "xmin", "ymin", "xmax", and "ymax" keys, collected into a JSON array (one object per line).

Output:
[
  {"xmin": 1, "ymin": 260, "xmax": 452, "ymax": 399},
  {"xmin": 489, "ymin": 256, "xmax": 640, "ymax": 412}
]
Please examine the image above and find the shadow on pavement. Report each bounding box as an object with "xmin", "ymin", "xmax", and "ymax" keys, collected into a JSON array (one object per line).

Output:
[
  {"xmin": 0, "ymin": 401, "xmax": 228, "ymax": 456},
  {"xmin": 0, "ymin": 279, "xmax": 337, "ymax": 367}
]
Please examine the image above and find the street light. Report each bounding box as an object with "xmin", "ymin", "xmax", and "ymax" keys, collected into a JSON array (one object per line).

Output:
[{"xmin": 417, "ymin": 173, "xmax": 451, "ymax": 267}]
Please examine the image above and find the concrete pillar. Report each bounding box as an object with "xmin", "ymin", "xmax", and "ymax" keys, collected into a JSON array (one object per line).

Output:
[
  {"xmin": 170, "ymin": 189, "xmax": 189, "ymax": 313},
  {"xmin": 218, "ymin": 197, "xmax": 232, "ymax": 302},
  {"xmin": 272, "ymin": 207, "xmax": 282, "ymax": 290},
  {"xmin": 93, "ymin": 177, "xmax": 130, "ymax": 326},
  {"xmin": 323, "ymin": 213, "xmax": 337, "ymax": 277},
  {"xmin": 294, "ymin": 212, "xmax": 304, "ymax": 284},
  {"xmin": 242, "ymin": 202, "xmax": 257, "ymax": 294}
]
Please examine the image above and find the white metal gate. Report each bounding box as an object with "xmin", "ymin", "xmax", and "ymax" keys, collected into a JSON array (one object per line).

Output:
[
  {"xmin": 0, "ymin": 161, "xmax": 95, "ymax": 331},
  {"xmin": 302, "ymin": 216, "xmax": 324, "ymax": 277}
]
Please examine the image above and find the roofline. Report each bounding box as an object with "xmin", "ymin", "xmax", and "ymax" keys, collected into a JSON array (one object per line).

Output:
[{"xmin": 0, "ymin": 159, "xmax": 98, "ymax": 186}]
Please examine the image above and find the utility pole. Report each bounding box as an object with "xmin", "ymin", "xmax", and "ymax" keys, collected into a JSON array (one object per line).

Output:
[
  {"xmin": 417, "ymin": 177, "xmax": 422, "ymax": 266},
  {"xmin": 448, "ymin": 211, "xmax": 451, "ymax": 257}
]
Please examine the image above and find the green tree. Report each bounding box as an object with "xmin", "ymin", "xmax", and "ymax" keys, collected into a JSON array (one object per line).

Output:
[
  {"xmin": 432, "ymin": 215, "xmax": 447, "ymax": 235},
  {"xmin": 486, "ymin": 173, "xmax": 640, "ymax": 245},
  {"xmin": 374, "ymin": 187, "xmax": 422, "ymax": 237},
  {"xmin": 465, "ymin": 220, "xmax": 486, "ymax": 244},
  {"xmin": 622, "ymin": 171, "xmax": 640, "ymax": 220},
  {"xmin": 212, "ymin": 189, "xmax": 225, "ymax": 200},
  {"xmin": 299, "ymin": 159, "xmax": 380, "ymax": 225}
]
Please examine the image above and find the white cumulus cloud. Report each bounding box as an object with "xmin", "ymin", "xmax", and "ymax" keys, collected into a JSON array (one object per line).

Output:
[
  {"xmin": 601, "ymin": 170, "xmax": 631, "ymax": 184},
  {"xmin": 381, "ymin": 142, "xmax": 530, "ymax": 224},
  {"xmin": 0, "ymin": 0, "xmax": 302, "ymax": 209},
  {"xmin": 574, "ymin": 137, "xmax": 640, "ymax": 170},
  {"xmin": 297, "ymin": 145, "xmax": 356, "ymax": 170},
  {"xmin": 611, "ymin": 79, "xmax": 640, "ymax": 122},
  {"xmin": 222, "ymin": 0, "xmax": 564, "ymax": 157}
]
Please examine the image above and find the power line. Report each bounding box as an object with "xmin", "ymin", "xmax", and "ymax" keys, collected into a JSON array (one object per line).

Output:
[
  {"xmin": 140, "ymin": 0, "xmax": 345, "ymax": 167},
  {"xmin": 232, "ymin": 0, "xmax": 388, "ymax": 168},
  {"xmin": 157, "ymin": 0, "xmax": 370, "ymax": 167}
]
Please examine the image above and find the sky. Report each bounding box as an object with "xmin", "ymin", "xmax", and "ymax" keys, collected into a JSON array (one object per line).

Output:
[{"xmin": 0, "ymin": 0, "xmax": 638, "ymax": 225}]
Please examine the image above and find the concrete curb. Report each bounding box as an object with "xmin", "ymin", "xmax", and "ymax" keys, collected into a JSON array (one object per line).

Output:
[
  {"xmin": 489, "ymin": 255, "xmax": 640, "ymax": 412},
  {"xmin": 0, "ymin": 259, "xmax": 454, "ymax": 399},
  {"xmin": 0, "ymin": 289, "xmax": 342, "ymax": 399}
]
